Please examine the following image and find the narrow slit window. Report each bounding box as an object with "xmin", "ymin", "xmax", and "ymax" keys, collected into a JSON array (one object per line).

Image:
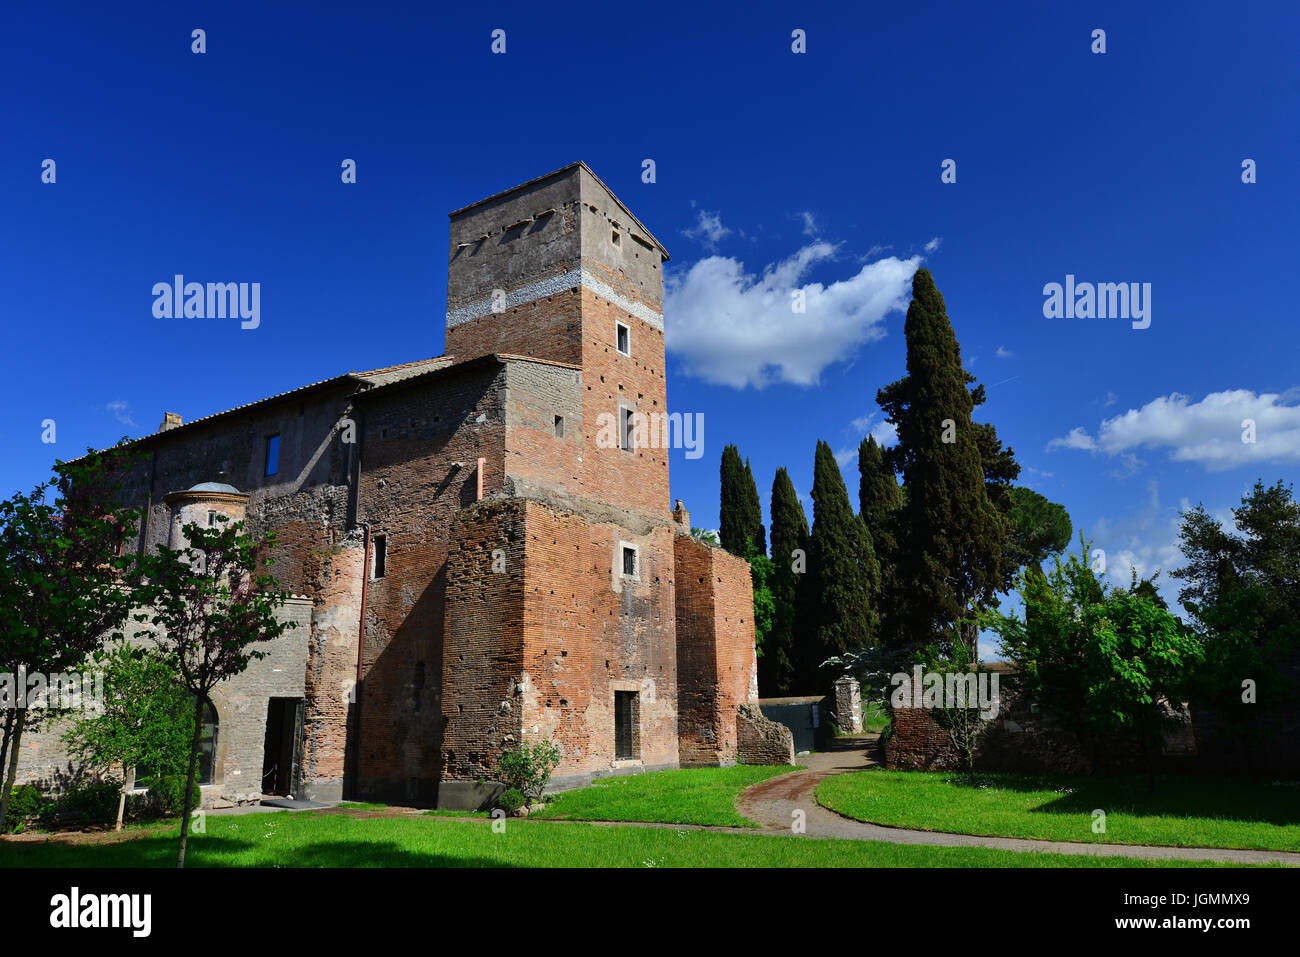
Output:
[
  {"xmin": 621, "ymin": 544, "xmax": 638, "ymax": 578},
  {"xmin": 614, "ymin": 691, "xmax": 637, "ymax": 760},
  {"xmin": 264, "ymin": 434, "xmax": 280, "ymax": 476},
  {"xmin": 554, "ymin": 414, "xmax": 565, "ymax": 438},
  {"xmin": 616, "ymin": 321, "xmax": 630, "ymax": 356},
  {"xmin": 372, "ymin": 534, "xmax": 387, "ymax": 579},
  {"xmin": 207, "ymin": 510, "xmax": 217, "ymax": 527},
  {"xmin": 619, "ymin": 407, "xmax": 634, "ymax": 451}
]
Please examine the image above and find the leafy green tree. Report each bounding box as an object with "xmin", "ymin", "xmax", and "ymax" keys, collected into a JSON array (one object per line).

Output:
[
  {"xmin": 1174, "ymin": 480, "xmax": 1300, "ymax": 772},
  {"xmin": 0, "ymin": 446, "xmax": 140, "ymax": 832},
  {"xmin": 803, "ymin": 441, "xmax": 880, "ymax": 689},
  {"xmin": 981, "ymin": 536, "xmax": 1202, "ymax": 788},
  {"xmin": 135, "ymin": 516, "xmax": 294, "ymax": 867},
  {"xmin": 719, "ymin": 445, "xmax": 764, "ymax": 557},
  {"xmin": 63, "ymin": 644, "xmax": 195, "ymax": 830},
  {"xmin": 1005, "ymin": 486, "xmax": 1073, "ymax": 570},
  {"xmin": 877, "ymin": 269, "xmax": 1006, "ymax": 655}
]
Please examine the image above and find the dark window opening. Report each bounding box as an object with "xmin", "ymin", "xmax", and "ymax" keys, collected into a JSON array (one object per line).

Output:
[
  {"xmin": 207, "ymin": 510, "xmax": 217, "ymax": 527},
  {"xmin": 619, "ymin": 407, "xmax": 634, "ymax": 451},
  {"xmin": 614, "ymin": 691, "xmax": 638, "ymax": 760},
  {"xmin": 372, "ymin": 534, "xmax": 386, "ymax": 579},
  {"xmin": 616, "ymin": 322, "xmax": 630, "ymax": 356},
  {"xmin": 554, "ymin": 414, "xmax": 565, "ymax": 438},
  {"xmin": 622, "ymin": 546, "xmax": 637, "ymax": 578},
  {"xmin": 264, "ymin": 434, "xmax": 280, "ymax": 476}
]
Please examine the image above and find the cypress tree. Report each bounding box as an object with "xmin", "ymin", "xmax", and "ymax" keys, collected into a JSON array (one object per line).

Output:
[
  {"xmin": 743, "ymin": 458, "xmax": 767, "ymax": 556},
  {"xmin": 719, "ymin": 444, "xmax": 750, "ymax": 557},
  {"xmin": 858, "ymin": 434, "xmax": 904, "ymax": 646},
  {"xmin": 763, "ymin": 467, "xmax": 808, "ymax": 695},
  {"xmin": 804, "ymin": 440, "xmax": 880, "ymax": 688},
  {"xmin": 876, "ymin": 269, "xmax": 1006, "ymax": 655},
  {"xmin": 719, "ymin": 444, "xmax": 765, "ymax": 558}
]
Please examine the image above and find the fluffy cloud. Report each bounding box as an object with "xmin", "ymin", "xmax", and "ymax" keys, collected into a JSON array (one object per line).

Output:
[
  {"xmin": 923, "ymin": 236, "xmax": 942, "ymax": 253},
  {"xmin": 682, "ymin": 208, "xmax": 732, "ymax": 248},
  {"xmin": 995, "ymin": 345, "xmax": 1013, "ymax": 359},
  {"xmin": 665, "ymin": 245, "xmax": 920, "ymax": 389},
  {"xmin": 1048, "ymin": 390, "xmax": 1300, "ymax": 471}
]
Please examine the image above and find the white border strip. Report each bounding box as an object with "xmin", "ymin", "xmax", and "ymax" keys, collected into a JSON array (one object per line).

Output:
[{"xmin": 446, "ymin": 269, "xmax": 663, "ymax": 331}]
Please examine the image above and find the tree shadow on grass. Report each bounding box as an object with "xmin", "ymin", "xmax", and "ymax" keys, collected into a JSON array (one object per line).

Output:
[
  {"xmin": 0, "ymin": 835, "xmax": 513, "ymax": 868},
  {"xmin": 936, "ymin": 773, "xmax": 1300, "ymax": 827}
]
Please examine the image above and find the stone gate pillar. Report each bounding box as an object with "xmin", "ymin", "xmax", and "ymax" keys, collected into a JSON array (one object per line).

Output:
[{"xmin": 834, "ymin": 677, "xmax": 863, "ymax": 734}]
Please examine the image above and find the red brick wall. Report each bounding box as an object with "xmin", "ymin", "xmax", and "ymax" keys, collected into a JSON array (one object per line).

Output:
[{"xmin": 674, "ymin": 536, "xmax": 758, "ymax": 766}]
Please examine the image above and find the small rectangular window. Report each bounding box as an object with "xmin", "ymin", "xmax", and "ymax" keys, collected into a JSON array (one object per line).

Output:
[
  {"xmin": 621, "ymin": 545, "xmax": 638, "ymax": 578},
  {"xmin": 264, "ymin": 434, "xmax": 280, "ymax": 476},
  {"xmin": 372, "ymin": 534, "xmax": 386, "ymax": 579},
  {"xmin": 554, "ymin": 415, "xmax": 565, "ymax": 438},
  {"xmin": 207, "ymin": 510, "xmax": 217, "ymax": 527},
  {"xmin": 616, "ymin": 322, "xmax": 630, "ymax": 356}
]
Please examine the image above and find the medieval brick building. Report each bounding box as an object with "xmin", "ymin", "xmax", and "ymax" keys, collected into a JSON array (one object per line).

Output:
[{"xmin": 16, "ymin": 163, "xmax": 766, "ymax": 809}]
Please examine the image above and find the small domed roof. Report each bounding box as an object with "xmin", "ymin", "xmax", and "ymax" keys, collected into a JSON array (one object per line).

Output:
[{"xmin": 188, "ymin": 481, "xmax": 241, "ymax": 494}]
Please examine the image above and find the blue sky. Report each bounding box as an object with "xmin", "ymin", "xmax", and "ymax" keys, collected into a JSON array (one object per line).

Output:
[{"xmin": 4, "ymin": 1, "xmax": 1298, "ymax": 648}]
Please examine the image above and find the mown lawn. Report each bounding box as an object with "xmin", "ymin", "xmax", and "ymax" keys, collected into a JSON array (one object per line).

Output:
[
  {"xmin": 0, "ymin": 811, "xmax": 1246, "ymax": 868},
  {"xmin": 816, "ymin": 771, "xmax": 1300, "ymax": 852},
  {"xmin": 533, "ymin": 765, "xmax": 801, "ymax": 827}
]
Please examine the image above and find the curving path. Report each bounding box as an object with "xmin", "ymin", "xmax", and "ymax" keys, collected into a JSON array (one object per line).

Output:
[{"xmin": 734, "ymin": 736, "xmax": 1300, "ymax": 866}]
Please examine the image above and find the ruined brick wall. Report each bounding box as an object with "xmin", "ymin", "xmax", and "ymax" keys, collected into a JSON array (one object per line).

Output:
[
  {"xmin": 885, "ymin": 675, "xmax": 1197, "ymax": 775},
  {"xmin": 737, "ymin": 703, "xmax": 795, "ymax": 766},
  {"xmin": 440, "ymin": 498, "xmax": 527, "ymax": 785},
  {"xmin": 351, "ymin": 362, "xmax": 507, "ymax": 803},
  {"xmin": 674, "ymin": 536, "xmax": 758, "ymax": 767}
]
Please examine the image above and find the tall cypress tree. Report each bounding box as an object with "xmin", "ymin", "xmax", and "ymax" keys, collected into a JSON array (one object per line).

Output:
[
  {"xmin": 877, "ymin": 269, "xmax": 1006, "ymax": 654},
  {"xmin": 763, "ymin": 467, "xmax": 808, "ymax": 695},
  {"xmin": 804, "ymin": 440, "xmax": 880, "ymax": 689},
  {"xmin": 858, "ymin": 434, "xmax": 904, "ymax": 646},
  {"xmin": 719, "ymin": 444, "xmax": 765, "ymax": 558},
  {"xmin": 719, "ymin": 444, "xmax": 750, "ymax": 557},
  {"xmin": 743, "ymin": 458, "xmax": 767, "ymax": 556}
]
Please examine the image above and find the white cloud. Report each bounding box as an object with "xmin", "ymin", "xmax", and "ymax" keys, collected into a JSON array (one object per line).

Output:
[
  {"xmin": 1047, "ymin": 426, "xmax": 1099, "ymax": 452},
  {"xmin": 923, "ymin": 236, "xmax": 942, "ymax": 253},
  {"xmin": 798, "ymin": 211, "xmax": 819, "ymax": 236},
  {"xmin": 1048, "ymin": 389, "xmax": 1300, "ymax": 471},
  {"xmin": 106, "ymin": 400, "xmax": 135, "ymax": 427},
  {"xmin": 1089, "ymin": 481, "xmax": 1187, "ymax": 608},
  {"xmin": 664, "ymin": 246, "xmax": 920, "ymax": 389},
  {"xmin": 834, "ymin": 446, "xmax": 857, "ymax": 468},
  {"xmin": 1104, "ymin": 391, "xmax": 1118, "ymax": 407},
  {"xmin": 682, "ymin": 208, "xmax": 732, "ymax": 248},
  {"xmin": 995, "ymin": 345, "xmax": 1013, "ymax": 359}
]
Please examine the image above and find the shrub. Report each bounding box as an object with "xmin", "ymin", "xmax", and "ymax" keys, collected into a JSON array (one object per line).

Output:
[
  {"xmin": 61, "ymin": 778, "xmax": 123, "ymax": 825},
  {"xmin": 4, "ymin": 784, "xmax": 44, "ymax": 832},
  {"xmin": 144, "ymin": 775, "xmax": 202, "ymax": 817},
  {"xmin": 497, "ymin": 788, "xmax": 525, "ymax": 812},
  {"xmin": 496, "ymin": 741, "xmax": 562, "ymax": 803}
]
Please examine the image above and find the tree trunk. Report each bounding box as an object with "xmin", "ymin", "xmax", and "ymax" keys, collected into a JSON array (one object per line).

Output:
[
  {"xmin": 0, "ymin": 709, "xmax": 28, "ymax": 833},
  {"xmin": 116, "ymin": 764, "xmax": 134, "ymax": 831},
  {"xmin": 0, "ymin": 709, "xmax": 14, "ymax": 794},
  {"xmin": 176, "ymin": 696, "xmax": 205, "ymax": 869}
]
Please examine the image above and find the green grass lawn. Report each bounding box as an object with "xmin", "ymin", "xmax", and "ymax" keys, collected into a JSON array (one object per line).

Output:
[
  {"xmin": 533, "ymin": 765, "xmax": 800, "ymax": 827},
  {"xmin": 0, "ymin": 810, "xmax": 1247, "ymax": 868},
  {"xmin": 861, "ymin": 700, "xmax": 889, "ymax": 734},
  {"xmin": 816, "ymin": 771, "xmax": 1300, "ymax": 852}
]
